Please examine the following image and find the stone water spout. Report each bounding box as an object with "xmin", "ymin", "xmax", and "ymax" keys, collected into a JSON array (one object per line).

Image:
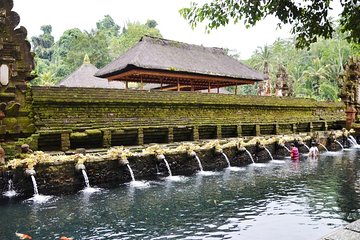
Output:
[
  {"xmin": 203, "ymin": 140, "xmax": 233, "ymax": 167},
  {"xmin": 277, "ymin": 137, "xmax": 290, "ymax": 153},
  {"xmin": 74, "ymin": 153, "xmax": 95, "ymax": 189},
  {"xmin": 170, "ymin": 142, "xmax": 203, "ymax": 172},
  {"xmin": 24, "ymin": 167, "xmax": 38, "ymax": 195},
  {"xmin": 187, "ymin": 150, "xmax": 203, "ymax": 172},
  {"xmin": 294, "ymin": 137, "xmax": 310, "ymax": 153},
  {"xmin": 155, "ymin": 153, "xmax": 173, "ymax": 177},
  {"xmin": 236, "ymin": 139, "xmax": 255, "ymax": 164},
  {"xmin": 327, "ymin": 130, "xmax": 344, "ymax": 151}
]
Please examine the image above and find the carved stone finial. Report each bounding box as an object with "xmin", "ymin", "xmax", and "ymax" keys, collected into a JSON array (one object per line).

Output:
[{"xmin": 83, "ymin": 54, "xmax": 90, "ymax": 64}]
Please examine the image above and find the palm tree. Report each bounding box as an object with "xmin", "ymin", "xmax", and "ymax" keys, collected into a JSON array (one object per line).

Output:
[{"xmin": 300, "ymin": 58, "xmax": 331, "ymax": 98}]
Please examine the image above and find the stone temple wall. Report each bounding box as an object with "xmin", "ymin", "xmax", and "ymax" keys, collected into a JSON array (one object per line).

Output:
[{"xmin": 24, "ymin": 86, "xmax": 346, "ymax": 153}]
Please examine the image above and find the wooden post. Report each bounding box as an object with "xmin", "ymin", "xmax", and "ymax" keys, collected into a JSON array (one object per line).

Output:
[
  {"xmin": 140, "ymin": 76, "xmax": 144, "ymax": 90},
  {"xmin": 208, "ymin": 82, "xmax": 211, "ymax": 93},
  {"xmin": 125, "ymin": 81, "xmax": 129, "ymax": 90},
  {"xmin": 177, "ymin": 79, "xmax": 180, "ymax": 92},
  {"xmin": 217, "ymin": 87, "xmax": 220, "ymax": 94},
  {"xmin": 235, "ymin": 84, "xmax": 238, "ymax": 95},
  {"xmin": 292, "ymin": 123, "xmax": 297, "ymax": 134}
]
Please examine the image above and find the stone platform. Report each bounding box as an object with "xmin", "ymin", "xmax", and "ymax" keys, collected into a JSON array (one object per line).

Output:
[{"xmin": 321, "ymin": 220, "xmax": 360, "ymax": 240}]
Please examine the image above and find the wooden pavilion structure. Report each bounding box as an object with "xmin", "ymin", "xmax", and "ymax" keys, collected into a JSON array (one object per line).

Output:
[{"xmin": 96, "ymin": 36, "xmax": 265, "ymax": 93}]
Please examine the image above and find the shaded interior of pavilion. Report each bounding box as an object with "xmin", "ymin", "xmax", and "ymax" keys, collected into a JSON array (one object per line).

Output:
[{"xmin": 105, "ymin": 68, "xmax": 260, "ymax": 94}]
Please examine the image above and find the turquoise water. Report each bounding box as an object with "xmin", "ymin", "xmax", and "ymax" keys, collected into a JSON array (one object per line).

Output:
[{"xmin": 1, "ymin": 150, "xmax": 360, "ymax": 239}]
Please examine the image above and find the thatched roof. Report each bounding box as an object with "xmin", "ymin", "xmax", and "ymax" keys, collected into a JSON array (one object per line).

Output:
[
  {"xmin": 58, "ymin": 58, "xmax": 125, "ymax": 89},
  {"xmin": 96, "ymin": 36, "xmax": 265, "ymax": 90}
]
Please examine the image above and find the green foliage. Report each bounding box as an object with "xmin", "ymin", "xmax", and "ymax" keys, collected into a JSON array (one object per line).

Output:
[
  {"xmin": 109, "ymin": 21, "xmax": 162, "ymax": 58},
  {"xmin": 180, "ymin": 0, "xmax": 360, "ymax": 48},
  {"xmin": 31, "ymin": 25, "xmax": 54, "ymax": 60},
  {"xmin": 245, "ymin": 31, "xmax": 358, "ymax": 101},
  {"xmin": 145, "ymin": 19, "xmax": 158, "ymax": 29},
  {"xmin": 30, "ymin": 17, "xmax": 162, "ymax": 86}
]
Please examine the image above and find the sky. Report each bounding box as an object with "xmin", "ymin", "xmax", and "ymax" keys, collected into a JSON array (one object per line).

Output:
[{"xmin": 12, "ymin": 0, "xmax": 337, "ymax": 59}]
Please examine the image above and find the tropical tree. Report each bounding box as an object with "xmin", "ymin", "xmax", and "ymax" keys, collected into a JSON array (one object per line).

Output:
[
  {"xmin": 180, "ymin": 0, "xmax": 360, "ymax": 48},
  {"xmin": 31, "ymin": 25, "xmax": 55, "ymax": 61},
  {"xmin": 109, "ymin": 21, "xmax": 162, "ymax": 59}
]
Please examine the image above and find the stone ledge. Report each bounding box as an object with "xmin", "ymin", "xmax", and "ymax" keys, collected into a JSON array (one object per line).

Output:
[{"xmin": 321, "ymin": 220, "xmax": 360, "ymax": 240}]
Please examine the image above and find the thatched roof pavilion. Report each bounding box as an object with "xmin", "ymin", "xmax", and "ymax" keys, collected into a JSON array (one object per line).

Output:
[
  {"xmin": 58, "ymin": 55, "xmax": 125, "ymax": 89},
  {"xmin": 96, "ymin": 36, "xmax": 265, "ymax": 92}
]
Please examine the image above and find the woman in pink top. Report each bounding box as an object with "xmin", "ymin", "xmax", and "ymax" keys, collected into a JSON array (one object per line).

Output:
[{"xmin": 290, "ymin": 143, "xmax": 299, "ymax": 160}]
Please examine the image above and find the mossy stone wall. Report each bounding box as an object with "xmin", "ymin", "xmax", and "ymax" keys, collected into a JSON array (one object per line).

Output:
[{"xmin": 28, "ymin": 86, "xmax": 346, "ymax": 151}]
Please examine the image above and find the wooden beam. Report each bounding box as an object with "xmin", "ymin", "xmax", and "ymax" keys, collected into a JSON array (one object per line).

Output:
[
  {"xmin": 160, "ymin": 85, "xmax": 193, "ymax": 91},
  {"xmin": 107, "ymin": 68, "xmax": 258, "ymax": 85}
]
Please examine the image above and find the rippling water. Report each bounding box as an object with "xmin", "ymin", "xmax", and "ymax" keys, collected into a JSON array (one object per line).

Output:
[{"xmin": 1, "ymin": 150, "xmax": 360, "ymax": 239}]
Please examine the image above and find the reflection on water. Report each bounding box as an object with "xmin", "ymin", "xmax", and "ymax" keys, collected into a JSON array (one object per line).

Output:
[{"xmin": 1, "ymin": 151, "xmax": 360, "ymax": 239}]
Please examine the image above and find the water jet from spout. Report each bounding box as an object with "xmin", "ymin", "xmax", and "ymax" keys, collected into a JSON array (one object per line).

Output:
[
  {"xmin": 221, "ymin": 152, "xmax": 231, "ymax": 168},
  {"xmin": 319, "ymin": 143, "xmax": 329, "ymax": 152},
  {"xmin": 334, "ymin": 140, "xmax": 344, "ymax": 151},
  {"xmin": 163, "ymin": 158, "xmax": 172, "ymax": 177}
]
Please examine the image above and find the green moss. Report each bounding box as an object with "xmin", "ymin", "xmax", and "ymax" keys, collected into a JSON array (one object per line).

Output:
[
  {"xmin": 70, "ymin": 132, "xmax": 88, "ymax": 140},
  {"xmin": 85, "ymin": 129, "xmax": 102, "ymax": 136}
]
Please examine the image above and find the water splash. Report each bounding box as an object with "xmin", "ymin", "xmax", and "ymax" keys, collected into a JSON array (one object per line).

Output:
[
  {"xmin": 126, "ymin": 164, "xmax": 150, "ymax": 188},
  {"xmin": 193, "ymin": 154, "xmax": 218, "ymax": 175},
  {"xmin": 222, "ymin": 152, "xmax": 231, "ymax": 167},
  {"xmin": 244, "ymin": 149, "xmax": 255, "ymax": 164},
  {"xmin": 163, "ymin": 158, "xmax": 173, "ymax": 176},
  {"xmin": 195, "ymin": 155, "xmax": 204, "ymax": 172},
  {"xmin": 81, "ymin": 169, "xmax": 90, "ymax": 188},
  {"xmin": 80, "ymin": 169, "xmax": 101, "ymax": 193},
  {"xmin": 319, "ymin": 143, "xmax": 329, "ymax": 152},
  {"xmin": 25, "ymin": 175, "xmax": 54, "ymax": 203},
  {"xmin": 334, "ymin": 140, "xmax": 344, "ymax": 150},
  {"xmin": 31, "ymin": 175, "xmax": 39, "ymax": 195},
  {"xmin": 165, "ymin": 175, "xmax": 187, "ymax": 182},
  {"xmin": 3, "ymin": 179, "xmax": 17, "ymax": 197},
  {"xmin": 263, "ymin": 147, "xmax": 274, "ymax": 161}
]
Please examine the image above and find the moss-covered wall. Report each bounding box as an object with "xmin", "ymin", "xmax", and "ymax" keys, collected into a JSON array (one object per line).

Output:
[
  {"xmin": 28, "ymin": 86, "xmax": 346, "ymax": 152},
  {"xmin": 31, "ymin": 87, "xmax": 344, "ymax": 131}
]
